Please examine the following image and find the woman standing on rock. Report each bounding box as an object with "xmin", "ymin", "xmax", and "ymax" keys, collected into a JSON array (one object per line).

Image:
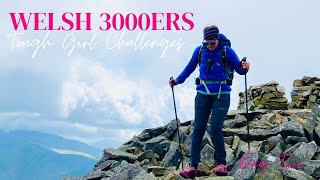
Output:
[{"xmin": 169, "ymin": 25, "xmax": 250, "ymax": 178}]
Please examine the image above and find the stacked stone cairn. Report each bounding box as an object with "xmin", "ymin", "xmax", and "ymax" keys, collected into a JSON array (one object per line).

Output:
[
  {"xmin": 238, "ymin": 80, "xmax": 288, "ymax": 111},
  {"xmin": 289, "ymin": 76, "xmax": 320, "ymax": 109}
]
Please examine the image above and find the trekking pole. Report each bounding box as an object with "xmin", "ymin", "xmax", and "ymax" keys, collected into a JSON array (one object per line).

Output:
[
  {"xmin": 170, "ymin": 76, "xmax": 184, "ymax": 170},
  {"xmin": 242, "ymin": 57, "xmax": 250, "ymax": 152}
]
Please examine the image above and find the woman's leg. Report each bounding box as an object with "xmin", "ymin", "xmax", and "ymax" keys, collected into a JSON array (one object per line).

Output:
[
  {"xmin": 210, "ymin": 94, "xmax": 230, "ymax": 165},
  {"xmin": 190, "ymin": 93, "xmax": 212, "ymax": 168}
]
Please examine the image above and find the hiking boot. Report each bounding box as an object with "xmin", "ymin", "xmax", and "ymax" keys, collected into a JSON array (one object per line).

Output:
[
  {"xmin": 215, "ymin": 164, "xmax": 228, "ymax": 176},
  {"xmin": 179, "ymin": 166, "xmax": 197, "ymax": 179}
]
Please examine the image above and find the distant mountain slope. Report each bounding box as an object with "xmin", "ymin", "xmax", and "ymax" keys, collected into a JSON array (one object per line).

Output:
[
  {"xmin": 10, "ymin": 130, "xmax": 102, "ymax": 159},
  {"xmin": 0, "ymin": 130, "xmax": 98, "ymax": 180}
]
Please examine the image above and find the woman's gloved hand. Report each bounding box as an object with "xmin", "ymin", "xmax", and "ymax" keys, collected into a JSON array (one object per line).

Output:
[{"xmin": 168, "ymin": 79, "xmax": 178, "ymax": 87}]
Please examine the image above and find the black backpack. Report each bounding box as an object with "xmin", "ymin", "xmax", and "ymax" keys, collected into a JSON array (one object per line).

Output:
[{"xmin": 198, "ymin": 34, "xmax": 234, "ymax": 86}]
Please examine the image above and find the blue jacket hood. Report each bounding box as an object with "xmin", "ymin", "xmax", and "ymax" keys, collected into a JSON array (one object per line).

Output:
[{"xmin": 218, "ymin": 33, "xmax": 231, "ymax": 48}]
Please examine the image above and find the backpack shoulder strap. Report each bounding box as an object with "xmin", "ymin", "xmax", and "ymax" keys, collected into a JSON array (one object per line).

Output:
[
  {"xmin": 198, "ymin": 45, "xmax": 204, "ymax": 67},
  {"xmin": 221, "ymin": 46, "xmax": 227, "ymax": 68}
]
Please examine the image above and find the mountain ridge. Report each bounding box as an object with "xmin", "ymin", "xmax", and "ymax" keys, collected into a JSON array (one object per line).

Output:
[{"xmin": 0, "ymin": 130, "xmax": 99, "ymax": 180}]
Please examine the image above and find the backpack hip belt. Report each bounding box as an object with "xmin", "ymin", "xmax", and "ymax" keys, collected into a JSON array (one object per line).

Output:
[
  {"xmin": 202, "ymin": 80, "xmax": 226, "ymax": 84},
  {"xmin": 199, "ymin": 78, "xmax": 225, "ymax": 99}
]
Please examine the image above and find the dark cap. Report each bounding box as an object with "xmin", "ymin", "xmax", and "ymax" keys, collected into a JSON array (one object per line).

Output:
[{"xmin": 203, "ymin": 26, "xmax": 219, "ymax": 40}]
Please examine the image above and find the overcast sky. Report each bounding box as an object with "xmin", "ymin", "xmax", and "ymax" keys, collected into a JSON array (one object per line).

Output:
[{"xmin": 1, "ymin": 0, "xmax": 320, "ymax": 149}]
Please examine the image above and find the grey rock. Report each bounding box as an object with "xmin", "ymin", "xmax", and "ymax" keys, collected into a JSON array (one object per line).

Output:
[
  {"xmin": 111, "ymin": 160, "xmax": 129, "ymax": 174},
  {"xmin": 302, "ymin": 76, "xmax": 319, "ymax": 85},
  {"xmin": 277, "ymin": 121, "xmax": 305, "ymax": 138},
  {"xmin": 146, "ymin": 166, "xmax": 167, "ymax": 176},
  {"xmin": 238, "ymin": 101, "xmax": 256, "ymax": 111},
  {"xmin": 109, "ymin": 161, "xmax": 121, "ymax": 171},
  {"xmin": 138, "ymin": 150, "xmax": 156, "ymax": 162},
  {"xmin": 154, "ymin": 140, "xmax": 171, "ymax": 159},
  {"xmin": 144, "ymin": 136, "xmax": 170, "ymax": 158},
  {"xmin": 266, "ymin": 80, "xmax": 280, "ymax": 86},
  {"xmin": 314, "ymin": 153, "xmax": 320, "ymax": 160},
  {"xmin": 264, "ymin": 101, "xmax": 288, "ymax": 110},
  {"xmin": 293, "ymin": 79, "xmax": 304, "ymax": 87},
  {"xmin": 288, "ymin": 114, "xmax": 307, "ymax": 126},
  {"xmin": 160, "ymin": 142, "xmax": 182, "ymax": 169},
  {"xmin": 140, "ymin": 126, "xmax": 167, "ymax": 140},
  {"xmin": 171, "ymin": 128, "xmax": 188, "ymax": 144},
  {"xmin": 163, "ymin": 172, "xmax": 187, "ymax": 180},
  {"xmin": 285, "ymin": 136, "xmax": 308, "ymax": 145},
  {"xmin": 286, "ymin": 141, "xmax": 317, "ymax": 165},
  {"xmin": 197, "ymin": 162, "xmax": 211, "ymax": 176},
  {"xmin": 283, "ymin": 142, "xmax": 301, "ymax": 155},
  {"xmin": 200, "ymin": 144, "xmax": 215, "ymax": 168},
  {"xmin": 131, "ymin": 140, "xmax": 145, "ymax": 149},
  {"xmin": 269, "ymin": 137, "xmax": 286, "ymax": 157},
  {"xmin": 309, "ymin": 95, "xmax": 317, "ymax": 103},
  {"xmin": 294, "ymin": 85, "xmax": 313, "ymax": 91},
  {"xmin": 110, "ymin": 163, "xmax": 143, "ymax": 180},
  {"xmin": 83, "ymin": 171, "xmax": 114, "ymax": 180},
  {"xmin": 202, "ymin": 131, "xmax": 214, "ymax": 148},
  {"xmin": 235, "ymin": 140, "xmax": 257, "ymax": 159},
  {"xmin": 132, "ymin": 169, "xmax": 157, "ymax": 180},
  {"xmin": 224, "ymin": 136, "xmax": 234, "ymax": 146},
  {"xmin": 230, "ymin": 150, "xmax": 259, "ymax": 180},
  {"xmin": 311, "ymin": 104, "xmax": 320, "ymax": 117},
  {"xmin": 223, "ymin": 121, "xmax": 304, "ymax": 142},
  {"xmin": 183, "ymin": 134, "xmax": 192, "ymax": 157},
  {"xmin": 282, "ymin": 168, "xmax": 315, "ymax": 180},
  {"xmin": 225, "ymin": 143, "xmax": 235, "ymax": 167},
  {"xmin": 123, "ymin": 135, "xmax": 139, "ymax": 145},
  {"xmin": 163, "ymin": 119, "xmax": 179, "ymax": 138},
  {"xmin": 138, "ymin": 132, "xmax": 153, "ymax": 141},
  {"xmin": 125, "ymin": 146, "xmax": 139, "ymax": 154},
  {"xmin": 303, "ymin": 117, "xmax": 318, "ymax": 141},
  {"xmin": 232, "ymin": 135, "xmax": 240, "ymax": 150},
  {"xmin": 229, "ymin": 109, "xmax": 267, "ymax": 119},
  {"xmin": 315, "ymin": 125, "xmax": 320, "ymax": 140},
  {"xmin": 282, "ymin": 109, "xmax": 313, "ymax": 120},
  {"xmin": 253, "ymin": 154, "xmax": 283, "ymax": 180},
  {"xmin": 116, "ymin": 144, "xmax": 132, "ymax": 154},
  {"xmin": 261, "ymin": 85, "xmax": 277, "ymax": 93},
  {"xmin": 101, "ymin": 148, "xmax": 138, "ymax": 163},
  {"xmin": 180, "ymin": 125, "xmax": 191, "ymax": 135},
  {"xmin": 301, "ymin": 160, "xmax": 320, "ymax": 179},
  {"xmin": 223, "ymin": 115, "xmax": 247, "ymax": 128},
  {"xmin": 139, "ymin": 159, "xmax": 151, "ymax": 167},
  {"xmin": 259, "ymin": 134, "xmax": 283, "ymax": 154},
  {"xmin": 94, "ymin": 160, "xmax": 117, "ymax": 171}
]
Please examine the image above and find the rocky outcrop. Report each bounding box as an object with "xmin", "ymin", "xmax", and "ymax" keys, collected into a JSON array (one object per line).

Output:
[
  {"xmin": 65, "ymin": 78, "xmax": 320, "ymax": 180},
  {"xmin": 66, "ymin": 104, "xmax": 320, "ymax": 180}
]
